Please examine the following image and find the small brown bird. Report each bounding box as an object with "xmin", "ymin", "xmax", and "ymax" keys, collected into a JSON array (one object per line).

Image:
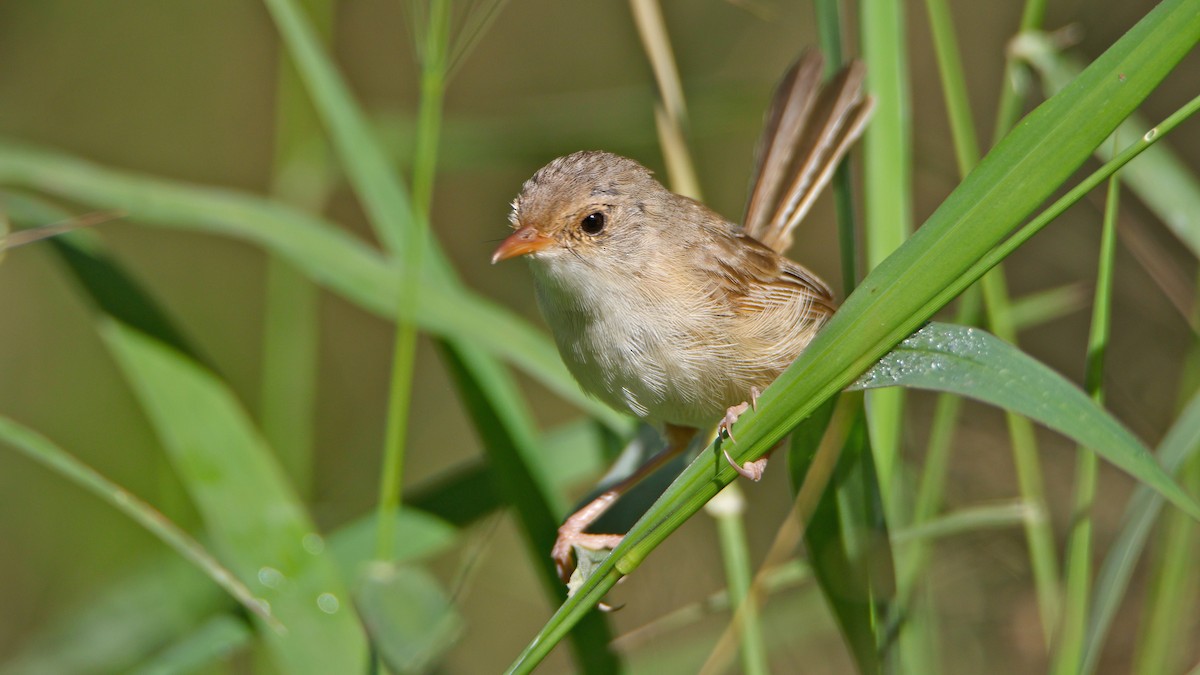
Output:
[{"xmin": 493, "ymin": 51, "xmax": 873, "ymax": 582}]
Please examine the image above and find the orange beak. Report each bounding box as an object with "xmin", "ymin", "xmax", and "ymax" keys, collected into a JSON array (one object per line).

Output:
[{"xmin": 491, "ymin": 226, "xmax": 555, "ymax": 263}]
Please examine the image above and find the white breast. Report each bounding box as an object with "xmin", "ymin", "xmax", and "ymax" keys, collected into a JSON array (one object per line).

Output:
[{"xmin": 530, "ymin": 254, "xmax": 734, "ymax": 429}]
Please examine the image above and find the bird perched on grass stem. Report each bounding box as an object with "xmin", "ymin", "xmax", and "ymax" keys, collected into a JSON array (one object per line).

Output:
[{"xmin": 493, "ymin": 50, "xmax": 873, "ymax": 583}]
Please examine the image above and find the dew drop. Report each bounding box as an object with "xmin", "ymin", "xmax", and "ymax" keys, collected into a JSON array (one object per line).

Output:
[
  {"xmin": 1144, "ymin": 128, "xmax": 1158, "ymax": 142},
  {"xmin": 302, "ymin": 533, "xmax": 325, "ymax": 555},
  {"xmin": 257, "ymin": 566, "xmax": 285, "ymax": 589},
  {"xmin": 317, "ymin": 592, "xmax": 340, "ymax": 614}
]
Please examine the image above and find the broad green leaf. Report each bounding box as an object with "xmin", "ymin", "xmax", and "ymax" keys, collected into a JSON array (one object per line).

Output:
[
  {"xmin": 101, "ymin": 320, "xmax": 368, "ymax": 674},
  {"xmin": 505, "ymin": 4, "xmax": 1200, "ymax": 669},
  {"xmin": 1, "ymin": 503, "xmax": 458, "ymax": 675},
  {"xmin": 848, "ymin": 322, "xmax": 1199, "ymax": 519},
  {"xmin": 355, "ymin": 563, "xmax": 462, "ymax": 674}
]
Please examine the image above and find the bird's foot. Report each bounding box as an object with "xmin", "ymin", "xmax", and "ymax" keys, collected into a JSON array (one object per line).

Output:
[
  {"xmin": 717, "ymin": 386, "xmax": 761, "ymax": 443},
  {"xmin": 552, "ymin": 522, "xmax": 625, "ymax": 585},
  {"xmin": 719, "ymin": 387, "xmax": 768, "ymax": 481}
]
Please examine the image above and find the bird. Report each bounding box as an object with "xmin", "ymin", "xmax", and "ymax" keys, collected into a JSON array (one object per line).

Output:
[{"xmin": 492, "ymin": 51, "xmax": 873, "ymax": 583}]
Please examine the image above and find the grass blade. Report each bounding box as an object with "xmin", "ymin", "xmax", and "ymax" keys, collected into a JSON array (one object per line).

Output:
[
  {"xmin": 705, "ymin": 485, "xmax": 769, "ymax": 675},
  {"xmin": 0, "ymin": 142, "xmax": 623, "ymax": 428},
  {"xmin": 261, "ymin": 0, "xmax": 337, "ymax": 495},
  {"xmin": 1051, "ymin": 152, "xmax": 1120, "ymax": 675},
  {"xmin": 798, "ymin": 400, "xmax": 896, "ymax": 674},
  {"xmin": 860, "ymin": 0, "xmax": 914, "ymax": 504},
  {"xmin": 850, "ymin": 323, "xmax": 1197, "ymax": 517},
  {"xmin": 0, "ymin": 417, "xmax": 275, "ymax": 630}
]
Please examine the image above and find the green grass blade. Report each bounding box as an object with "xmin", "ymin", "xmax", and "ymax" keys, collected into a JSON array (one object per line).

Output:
[
  {"xmin": 860, "ymin": 0, "xmax": 913, "ymax": 504},
  {"xmin": 260, "ymin": 0, "xmax": 414, "ymax": 255},
  {"xmin": 437, "ymin": 341, "xmax": 621, "ymax": 673},
  {"xmin": 922, "ymin": 0, "xmax": 980, "ymax": 177},
  {"xmin": 1052, "ymin": 165, "xmax": 1119, "ymax": 675},
  {"xmin": 261, "ymin": 0, "xmax": 336, "ymax": 496},
  {"xmin": 374, "ymin": 0, "xmax": 448, "ymax": 565},
  {"xmin": 850, "ymin": 323, "xmax": 1197, "ymax": 517},
  {"xmin": 504, "ymin": 4, "xmax": 1200, "ymax": 668},
  {"xmin": 992, "ymin": 0, "xmax": 1047, "ymax": 145},
  {"xmin": 101, "ymin": 320, "xmax": 369, "ymax": 673},
  {"xmin": 980, "ymin": 271, "xmax": 1061, "ymax": 642},
  {"xmin": 0, "ymin": 417, "xmax": 274, "ymax": 629},
  {"xmin": 1083, "ymin": 387, "xmax": 1200, "ymax": 672},
  {"xmin": 706, "ymin": 485, "xmax": 769, "ymax": 675},
  {"xmin": 0, "ymin": 142, "xmax": 623, "ymax": 428}
]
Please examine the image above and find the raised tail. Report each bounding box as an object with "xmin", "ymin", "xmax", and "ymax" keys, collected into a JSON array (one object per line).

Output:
[{"xmin": 741, "ymin": 50, "xmax": 874, "ymax": 254}]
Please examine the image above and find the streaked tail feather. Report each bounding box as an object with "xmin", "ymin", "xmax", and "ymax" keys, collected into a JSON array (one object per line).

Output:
[{"xmin": 742, "ymin": 51, "xmax": 874, "ymax": 254}]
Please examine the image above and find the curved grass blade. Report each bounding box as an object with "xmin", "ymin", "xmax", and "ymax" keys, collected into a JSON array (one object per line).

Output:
[
  {"xmin": 505, "ymin": 4, "xmax": 1200, "ymax": 669},
  {"xmin": 0, "ymin": 143, "xmax": 623, "ymax": 428},
  {"xmin": 0, "ymin": 417, "xmax": 278, "ymax": 631},
  {"xmin": 101, "ymin": 320, "xmax": 369, "ymax": 674},
  {"xmin": 5, "ymin": 189, "xmax": 207, "ymax": 365},
  {"xmin": 849, "ymin": 323, "xmax": 1198, "ymax": 518}
]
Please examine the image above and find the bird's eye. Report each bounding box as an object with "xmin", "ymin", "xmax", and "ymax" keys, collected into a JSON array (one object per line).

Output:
[{"xmin": 580, "ymin": 211, "xmax": 606, "ymax": 235}]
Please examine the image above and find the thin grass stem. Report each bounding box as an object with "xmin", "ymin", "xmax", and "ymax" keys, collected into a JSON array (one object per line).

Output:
[
  {"xmin": 1052, "ymin": 154, "xmax": 1118, "ymax": 674},
  {"xmin": 860, "ymin": 0, "xmax": 913, "ymax": 512},
  {"xmin": 707, "ymin": 485, "xmax": 770, "ymax": 675},
  {"xmin": 262, "ymin": 0, "xmax": 335, "ymax": 496},
  {"xmin": 375, "ymin": 0, "xmax": 449, "ymax": 561}
]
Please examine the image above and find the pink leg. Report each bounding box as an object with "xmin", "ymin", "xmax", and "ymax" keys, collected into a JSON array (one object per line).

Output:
[{"xmin": 551, "ymin": 425, "xmax": 698, "ymax": 583}]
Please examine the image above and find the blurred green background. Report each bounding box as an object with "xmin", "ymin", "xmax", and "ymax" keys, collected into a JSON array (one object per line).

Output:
[{"xmin": 1, "ymin": 0, "xmax": 1197, "ymax": 672}]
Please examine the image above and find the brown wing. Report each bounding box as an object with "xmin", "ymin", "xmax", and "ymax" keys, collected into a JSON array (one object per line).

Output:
[
  {"xmin": 703, "ymin": 232, "xmax": 836, "ymax": 376},
  {"xmin": 742, "ymin": 51, "xmax": 874, "ymax": 255}
]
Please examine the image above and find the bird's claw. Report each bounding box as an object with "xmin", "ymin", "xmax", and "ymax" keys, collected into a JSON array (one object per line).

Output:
[
  {"xmin": 723, "ymin": 449, "xmax": 769, "ymax": 481},
  {"xmin": 717, "ymin": 387, "xmax": 762, "ymax": 443}
]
